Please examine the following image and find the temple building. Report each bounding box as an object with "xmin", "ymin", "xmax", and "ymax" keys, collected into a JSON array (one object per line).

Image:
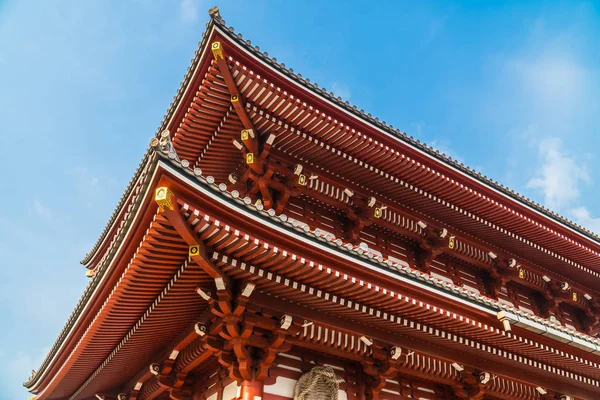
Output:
[{"xmin": 25, "ymin": 8, "xmax": 600, "ymax": 400}]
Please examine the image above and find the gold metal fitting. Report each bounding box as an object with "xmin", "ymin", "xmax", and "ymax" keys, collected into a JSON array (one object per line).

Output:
[
  {"xmin": 231, "ymin": 94, "xmax": 239, "ymax": 103},
  {"xmin": 155, "ymin": 187, "xmax": 174, "ymax": 211},
  {"xmin": 374, "ymin": 207, "xmax": 382, "ymax": 219},
  {"xmin": 298, "ymin": 174, "xmax": 307, "ymax": 186},
  {"xmin": 572, "ymin": 292, "xmax": 578, "ymax": 301},
  {"xmin": 85, "ymin": 270, "xmax": 95, "ymax": 278},
  {"xmin": 211, "ymin": 41, "xmax": 223, "ymax": 60},
  {"xmin": 241, "ymin": 129, "xmax": 249, "ymax": 140},
  {"xmin": 246, "ymin": 153, "xmax": 254, "ymax": 164},
  {"xmin": 150, "ymin": 137, "xmax": 159, "ymax": 148},
  {"xmin": 518, "ymin": 268, "xmax": 525, "ymax": 279},
  {"xmin": 189, "ymin": 244, "xmax": 200, "ymax": 257},
  {"xmin": 448, "ymin": 235, "xmax": 455, "ymax": 249}
]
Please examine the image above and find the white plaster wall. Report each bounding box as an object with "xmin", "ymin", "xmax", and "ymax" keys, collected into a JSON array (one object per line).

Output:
[
  {"xmin": 264, "ymin": 376, "xmax": 296, "ymax": 398},
  {"xmin": 223, "ymin": 381, "xmax": 241, "ymax": 400}
]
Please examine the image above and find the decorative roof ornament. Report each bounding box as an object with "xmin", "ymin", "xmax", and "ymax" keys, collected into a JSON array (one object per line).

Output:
[
  {"xmin": 151, "ymin": 130, "xmax": 180, "ymax": 163},
  {"xmin": 211, "ymin": 41, "xmax": 224, "ymax": 60},
  {"xmin": 208, "ymin": 6, "xmax": 220, "ymax": 18},
  {"xmin": 155, "ymin": 187, "xmax": 174, "ymax": 211},
  {"xmin": 293, "ymin": 366, "xmax": 344, "ymax": 400}
]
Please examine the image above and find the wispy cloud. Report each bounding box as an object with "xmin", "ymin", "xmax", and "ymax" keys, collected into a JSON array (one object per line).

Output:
[
  {"xmin": 331, "ymin": 81, "xmax": 351, "ymax": 101},
  {"xmin": 430, "ymin": 138, "xmax": 464, "ymax": 164},
  {"xmin": 525, "ymin": 136, "xmax": 600, "ymax": 232},
  {"xmin": 505, "ymin": 54, "xmax": 593, "ymax": 132},
  {"xmin": 526, "ymin": 137, "xmax": 590, "ymax": 210},
  {"xmin": 31, "ymin": 198, "xmax": 54, "ymax": 223},
  {"xmin": 70, "ymin": 166, "xmax": 106, "ymax": 206},
  {"xmin": 72, "ymin": 166, "xmax": 100, "ymax": 192},
  {"xmin": 485, "ymin": 10, "xmax": 600, "ymax": 233},
  {"xmin": 571, "ymin": 206, "xmax": 600, "ymax": 234},
  {"xmin": 179, "ymin": 0, "xmax": 198, "ymax": 23},
  {"xmin": 422, "ymin": 14, "xmax": 448, "ymax": 45}
]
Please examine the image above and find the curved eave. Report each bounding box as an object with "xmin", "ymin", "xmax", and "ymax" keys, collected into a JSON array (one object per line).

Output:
[
  {"xmin": 24, "ymin": 154, "xmax": 160, "ymax": 392},
  {"xmin": 158, "ymin": 155, "xmax": 600, "ymax": 352},
  {"xmin": 208, "ymin": 14, "xmax": 600, "ymax": 252},
  {"xmin": 80, "ymin": 20, "xmax": 219, "ymax": 267},
  {"xmin": 80, "ymin": 10, "xmax": 600, "ymax": 295},
  {"xmin": 28, "ymin": 152, "xmax": 600, "ymax": 398}
]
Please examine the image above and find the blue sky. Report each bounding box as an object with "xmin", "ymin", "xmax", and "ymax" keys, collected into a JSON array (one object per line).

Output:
[{"xmin": 1, "ymin": 1, "xmax": 599, "ymax": 398}]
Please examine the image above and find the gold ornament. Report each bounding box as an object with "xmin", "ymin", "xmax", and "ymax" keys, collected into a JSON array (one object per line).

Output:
[{"xmin": 155, "ymin": 187, "xmax": 174, "ymax": 211}]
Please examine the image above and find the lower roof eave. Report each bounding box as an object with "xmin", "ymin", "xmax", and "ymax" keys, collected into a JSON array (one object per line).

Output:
[
  {"xmin": 24, "ymin": 153, "xmax": 162, "ymax": 394},
  {"xmin": 156, "ymin": 157, "xmax": 600, "ymax": 356}
]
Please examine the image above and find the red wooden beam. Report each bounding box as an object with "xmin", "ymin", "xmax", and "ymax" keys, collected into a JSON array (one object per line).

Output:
[
  {"xmin": 156, "ymin": 187, "xmax": 232, "ymax": 289},
  {"xmin": 258, "ymin": 149, "xmax": 596, "ymax": 322},
  {"xmin": 249, "ymin": 292, "xmax": 598, "ymax": 399}
]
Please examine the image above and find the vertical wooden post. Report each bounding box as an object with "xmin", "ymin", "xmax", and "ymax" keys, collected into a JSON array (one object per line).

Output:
[
  {"xmin": 356, "ymin": 370, "xmax": 367, "ymax": 400},
  {"xmin": 239, "ymin": 380, "xmax": 263, "ymax": 400}
]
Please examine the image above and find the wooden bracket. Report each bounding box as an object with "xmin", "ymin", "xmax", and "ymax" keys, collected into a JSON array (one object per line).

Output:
[
  {"xmin": 450, "ymin": 368, "xmax": 486, "ymax": 400},
  {"xmin": 360, "ymin": 345, "xmax": 400, "ymax": 400},
  {"xmin": 413, "ymin": 224, "xmax": 448, "ymax": 273}
]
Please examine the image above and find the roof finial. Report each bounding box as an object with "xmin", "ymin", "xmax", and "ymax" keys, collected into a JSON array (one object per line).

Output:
[{"xmin": 208, "ymin": 6, "xmax": 220, "ymax": 18}]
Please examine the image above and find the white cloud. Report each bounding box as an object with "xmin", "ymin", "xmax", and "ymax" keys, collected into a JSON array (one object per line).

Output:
[
  {"xmin": 31, "ymin": 198, "xmax": 54, "ymax": 223},
  {"xmin": 71, "ymin": 166, "xmax": 103, "ymax": 201},
  {"xmin": 487, "ymin": 11, "xmax": 600, "ymax": 234},
  {"xmin": 526, "ymin": 137, "xmax": 589, "ymax": 210},
  {"xmin": 331, "ymin": 81, "xmax": 351, "ymax": 101},
  {"xmin": 72, "ymin": 166, "xmax": 99, "ymax": 188},
  {"xmin": 422, "ymin": 15, "xmax": 448, "ymax": 45},
  {"xmin": 523, "ymin": 137, "xmax": 600, "ymax": 234},
  {"xmin": 430, "ymin": 138, "xmax": 464, "ymax": 164},
  {"xmin": 179, "ymin": 0, "xmax": 198, "ymax": 23},
  {"xmin": 506, "ymin": 56, "xmax": 591, "ymax": 129},
  {"xmin": 571, "ymin": 206, "xmax": 600, "ymax": 234}
]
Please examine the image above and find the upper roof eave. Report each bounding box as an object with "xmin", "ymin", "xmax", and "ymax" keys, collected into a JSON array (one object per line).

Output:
[
  {"xmin": 80, "ymin": 21, "xmax": 219, "ymax": 266},
  {"xmin": 207, "ymin": 10, "xmax": 600, "ymax": 249},
  {"xmin": 80, "ymin": 7, "xmax": 600, "ymax": 272}
]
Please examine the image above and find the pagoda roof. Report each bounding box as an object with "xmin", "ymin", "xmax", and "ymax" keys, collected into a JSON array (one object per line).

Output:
[
  {"xmin": 27, "ymin": 8, "xmax": 600, "ymax": 399},
  {"xmin": 80, "ymin": 9, "xmax": 600, "ymax": 279},
  {"xmin": 25, "ymin": 150, "xmax": 600, "ymax": 397}
]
